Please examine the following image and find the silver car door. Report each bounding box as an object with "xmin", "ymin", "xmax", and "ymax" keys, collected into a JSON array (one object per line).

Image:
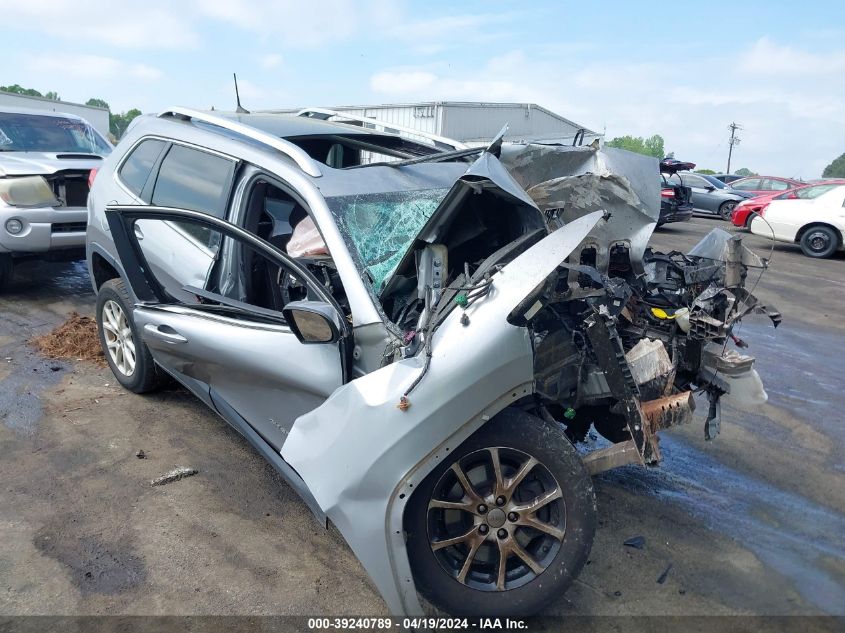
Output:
[{"xmin": 105, "ymin": 205, "xmax": 350, "ymax": 451}]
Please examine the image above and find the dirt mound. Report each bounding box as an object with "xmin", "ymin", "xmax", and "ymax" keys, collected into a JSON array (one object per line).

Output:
[{"xmin": 31, "ymin": 312, "xmax": 106, "ymax": 366}]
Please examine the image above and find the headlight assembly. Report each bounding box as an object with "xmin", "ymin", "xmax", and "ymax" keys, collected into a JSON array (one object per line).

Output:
[{"xmin": 0, "ymin": 176, "xmax": 59, "ymax": 208}]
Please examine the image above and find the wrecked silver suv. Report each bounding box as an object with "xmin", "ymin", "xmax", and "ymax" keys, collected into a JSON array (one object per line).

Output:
[{"xmin": 86, "ymin": 108, "xmax": 778, "ymax": 617}]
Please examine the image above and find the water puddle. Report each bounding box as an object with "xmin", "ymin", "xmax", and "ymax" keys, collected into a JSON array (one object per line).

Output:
[{"xmin": 596, "ymin": 434, "xmax": 845, "ymax": 613}]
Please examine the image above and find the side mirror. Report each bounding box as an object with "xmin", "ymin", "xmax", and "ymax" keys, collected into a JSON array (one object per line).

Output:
[
  {"xmin": 283, "ymin": 301, "xmax": 343, "ymax": 344},
  {"xmin": 705, "ymin": 185, "xmax": 715, "ymax": 191}
]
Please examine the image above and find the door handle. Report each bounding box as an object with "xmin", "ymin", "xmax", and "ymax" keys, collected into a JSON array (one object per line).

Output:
[{"xmin": 143, "ymin": 323, "xmax": 187, "ymax": 344}]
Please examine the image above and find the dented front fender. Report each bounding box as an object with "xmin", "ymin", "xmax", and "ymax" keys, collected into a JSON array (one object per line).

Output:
[{"xmin": 280, "ymin": 211, "xmax": 604, "ymax": 615}]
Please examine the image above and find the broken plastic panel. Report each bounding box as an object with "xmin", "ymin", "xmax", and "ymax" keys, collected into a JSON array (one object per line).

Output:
[{"xmin": 688, "ymin": 228, "xmax": 767, "ymax": 267}]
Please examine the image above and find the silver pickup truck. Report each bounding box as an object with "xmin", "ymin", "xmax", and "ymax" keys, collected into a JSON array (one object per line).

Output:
[{"xmin": 0, "ymin": 107, "xmax": 111, "ymax": 290}]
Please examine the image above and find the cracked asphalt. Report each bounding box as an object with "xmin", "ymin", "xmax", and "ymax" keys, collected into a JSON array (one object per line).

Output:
[{"xmin": 0, "ymin": 217, "xmax": 843, "ymax": 622}]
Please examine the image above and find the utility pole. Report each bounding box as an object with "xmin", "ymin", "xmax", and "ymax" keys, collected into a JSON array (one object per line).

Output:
[{"xmin": 727, "ymin": 122, "xmax": 742, "ymax": 174}]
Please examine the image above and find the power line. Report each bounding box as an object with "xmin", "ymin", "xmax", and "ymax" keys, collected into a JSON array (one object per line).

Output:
[{"xmin": 726, "ymin": 122, "xmax": 742, "ymax": 173}]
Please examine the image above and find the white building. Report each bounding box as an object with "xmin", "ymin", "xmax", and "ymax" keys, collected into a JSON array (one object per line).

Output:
[
  {"xmin": 269, "ymin": 102, "xmax": 600, "ymax": 147},
  {"xmin": 0, "ymin": 92, "xmax": 110, "ymax": 138}
]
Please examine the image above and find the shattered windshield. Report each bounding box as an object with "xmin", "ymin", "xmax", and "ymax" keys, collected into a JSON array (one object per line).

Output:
[
  {"xmin": 0, "ymin": 113, "xmax": 111, "ymax": 155},
  {"xmin": 327, "ymin": 188, "xmax": 449, "ymax": 292}
]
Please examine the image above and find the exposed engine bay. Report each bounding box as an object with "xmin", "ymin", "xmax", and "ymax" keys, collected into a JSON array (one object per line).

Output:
[{"xmin": 374, "ymin": 143, "xmax": 781, "ymax": 472}]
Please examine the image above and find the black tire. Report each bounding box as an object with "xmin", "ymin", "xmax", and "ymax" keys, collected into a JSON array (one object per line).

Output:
[
  {"xmin": 96, "ymin": 278, "xmax": 161, "ymax": 393},
  {"xmin": 406, "ymin": 408, "xmax": 596, "ymax": 617},
  {"xmin": 718, "ymin": 200, "xmax": 737, "ymax": 221},
  {"xmin": 799, "ymin": 225, "xmax": 839, "ymax": 258},
  {"xmin": 744, "ymin": 212, "xmax": 757, "ymax": 230},
  {"xmin": 0, "ymin": 254, "xmax": 12, "ymax": 292}
]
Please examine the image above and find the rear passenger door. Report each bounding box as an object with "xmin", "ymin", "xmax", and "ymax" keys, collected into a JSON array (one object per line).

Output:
[{"xmin": 116, "ymin": 139, "xmax": 239, "ymax": 303}]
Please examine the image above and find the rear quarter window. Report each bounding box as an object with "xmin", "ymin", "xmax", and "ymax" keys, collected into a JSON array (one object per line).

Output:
[
  {"xmin": 150, "ymin": 144, "xmax": 236, "ymax": 217},
  {"xmin": 150, "ymin": 144, "xmax": 237, "ymax": 251},
  {"xmin": 117, "ymin": 139, "xmax": 167, "ymax": 198}
]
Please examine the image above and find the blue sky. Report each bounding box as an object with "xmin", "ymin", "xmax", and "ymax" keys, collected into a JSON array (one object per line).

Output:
[{"xmin": 2, "ymin": 0, "xmax": 844, "ymax": 177}]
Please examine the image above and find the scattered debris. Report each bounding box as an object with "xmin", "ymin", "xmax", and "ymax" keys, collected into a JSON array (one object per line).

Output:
[
  {"xmin": 150, "ymin": 466, "xmax": 198, "ymax": 487},
  {"xmin": 613, "ymin": 590, "xmax": 622, "ymax": 597},
  {"xmin": 624, "ymin": 536, "xmax": 646, "ymax": 549},
  {"xmin": 135, "ymin": 450, "xmax": 146, "ymax": 460},
  {"xmin": 30, "ymin": 313, "xmax": 106, "ymax": 366},
  {"xmin": 657, "ymin": 563, "xmax": 673, "ymax": 584}
]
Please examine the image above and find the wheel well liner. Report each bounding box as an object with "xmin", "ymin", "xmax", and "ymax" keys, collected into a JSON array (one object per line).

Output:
[
  {"xmin": 91, "ymin": 252, "xmax": 120, "ymax": 290},
  {"xmin": 795, "ymin": 222, "xmax": 843, "ymax": 245}
]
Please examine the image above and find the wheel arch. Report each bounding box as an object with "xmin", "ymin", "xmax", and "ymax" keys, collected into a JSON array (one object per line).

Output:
[
  {"xmin": 795, "ymin": 221, "xmax": 843, "ymax": 246},
  {"xmin": 87, "ymin": 243, "xmax": 130, "ymax": 294},
  {"xmin": 91, "ymin": 251, "xmax": 120, "ymax": 290}
]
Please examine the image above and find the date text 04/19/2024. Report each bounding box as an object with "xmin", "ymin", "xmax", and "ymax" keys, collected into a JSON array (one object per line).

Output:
[{"xmin": 307, "ymin": 617, "xmax": 529, "ymax": 630}]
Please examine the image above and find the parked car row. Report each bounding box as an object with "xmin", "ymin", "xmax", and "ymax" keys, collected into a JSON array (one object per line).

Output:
[{"xmin": 655, "ymin": 159, "xmax": 843, "ymax": 258}]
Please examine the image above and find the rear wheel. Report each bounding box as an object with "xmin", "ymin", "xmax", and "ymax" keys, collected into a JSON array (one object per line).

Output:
[
  {"xmin": 406, "ymin": 409, "xmax": 596, "ymax": 617},
  {"xmin": 96, "ymin": 278, "xmax": 162, "ymax": 393},
  {"xmin": 0, "ymin": 254, "xmax": 11, "ymax": 292},
  {"xmin": 719, "ymin": 200, "xmax": 737, "ymax": 221},
  {"xmin": 800, "ymin": 225, "xmax": 839, "ymax": 258}
]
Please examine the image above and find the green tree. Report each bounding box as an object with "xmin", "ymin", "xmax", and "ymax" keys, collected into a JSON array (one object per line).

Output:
[
  {"xmin": 109, "ymin": 108, "xmax": 142, "ymax": 139},
  {"xmin": 735, "ymin": 167, "xmax": 757, "ymax": 177},
  {"xmin": 822, "ymin": 153, "xmax": 845, "ymax": 178},
  {"xmin": 1, "ymin": 84, "xmax": 44, "ymax": 97},
  {"xmin": 695, "ymin": 168, "xmax": 716, "ymax": 175},
  {"xmin": 605, "ymin": 134, "xmax": 666, "ymax": 159},
  {"xmin": 0, "ymin": 85, "xmax": 60, "ymax": 100},
  {"xmin": 85, "ymin": 98, "xmax": 110, "ymax": 110},
  {"xmin": 86, "ymin": 99, "xmax": 141, "ymax": 139}
]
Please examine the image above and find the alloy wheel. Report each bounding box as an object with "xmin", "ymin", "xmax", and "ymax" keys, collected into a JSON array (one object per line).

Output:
[
  {"xmin": 427, "ymin": 447, "xmax": 566, "ymax": 592},
  {"xmin": 720, "ymin": 201, "xmax": 737, "ymax": 220},
  {"xmin": 101, "ymin": 299, "xmax": 136, "ymax": 376}
]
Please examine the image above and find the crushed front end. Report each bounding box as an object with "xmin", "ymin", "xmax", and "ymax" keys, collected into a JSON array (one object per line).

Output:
[{"xmin": 500, "ymin": 143, "xmax": 781, "ymax": 473}]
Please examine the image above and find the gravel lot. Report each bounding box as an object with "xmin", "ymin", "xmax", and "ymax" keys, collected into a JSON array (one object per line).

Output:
[{"xmin": 1, "ymin": 217, "xmax": 843, "ymax": 622}]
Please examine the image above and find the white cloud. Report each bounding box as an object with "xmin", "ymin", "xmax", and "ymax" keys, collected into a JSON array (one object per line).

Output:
[
  {"xmin": 0, "ymin": 0, "xmax": 199, "ymax": 49},
  {"xmin": 367, "ymin": 39, "xmax": 845, "ymax": 178},
  {"xmin": 261, "ymin": 54, "xmax": 283, "ymax": 69},
  {"xmin": 28, "ymin": 54, "xmax": 162, "ymax": 81},
  {"xmin": 739, "ymin": 37, "xmax": 845, "ymax": 75},
  {"xmin": 194, "ymin": 0, "xmax": 396, "ymax": 49}
]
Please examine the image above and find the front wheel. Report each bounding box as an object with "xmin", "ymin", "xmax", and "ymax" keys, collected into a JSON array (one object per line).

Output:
[
  {"xmin": 96, "ymin": 278, "xmax": 162, "ymax": 393},
  {"xmin": 719, "ymin": 200, "xmax": 737, "ymax": 221},
  {"xmin": 800, "ymin": 225, "xmax": 839, "ymax": 258},
  {"xmin": 405, "ymin": 409, "xmax": 596, "ymax": 617}
]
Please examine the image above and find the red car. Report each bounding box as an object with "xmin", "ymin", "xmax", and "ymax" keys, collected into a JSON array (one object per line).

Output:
[
  {"xmin": 727, "ymin": 175, "xmax": 803, "ymax": 196},
  {"xmin": 731, "ymin": 180, "xmax": 845, "ymax": 228}
]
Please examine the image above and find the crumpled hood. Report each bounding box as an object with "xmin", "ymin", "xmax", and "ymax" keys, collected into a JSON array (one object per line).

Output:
[
  {"xmin": 499, "ymin": 143, "xmax": 660, "ymax": 276},
  {"xmin": 0, "ymin": 152, "xmax": 104, "ymax": 177}
]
